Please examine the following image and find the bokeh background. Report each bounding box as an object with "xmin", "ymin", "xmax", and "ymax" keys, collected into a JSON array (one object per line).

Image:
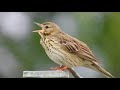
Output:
[{"xmin": 0, "ymin": 12, "xmax": 119, "ymax": 78}]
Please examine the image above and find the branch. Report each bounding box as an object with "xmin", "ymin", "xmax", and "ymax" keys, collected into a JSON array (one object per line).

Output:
[{"xmin": 67, "ymin": 68, "xmax": 83, "ymax": 78}]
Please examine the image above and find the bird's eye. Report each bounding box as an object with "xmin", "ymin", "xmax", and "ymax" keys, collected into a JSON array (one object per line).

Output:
[{"xmin": 45, "ymin": 26, "xmax": 49, "ymax": 29}]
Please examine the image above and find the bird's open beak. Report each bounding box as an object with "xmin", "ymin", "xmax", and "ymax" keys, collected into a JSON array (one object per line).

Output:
[{"xmin": 33, "ymin": 22, "xmax": 44, "ymax": 33}]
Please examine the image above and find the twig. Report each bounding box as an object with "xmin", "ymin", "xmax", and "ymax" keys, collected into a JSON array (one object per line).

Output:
[{"xmin": 67, "ymin": 68, "xmax": 83, "ymax": 78}]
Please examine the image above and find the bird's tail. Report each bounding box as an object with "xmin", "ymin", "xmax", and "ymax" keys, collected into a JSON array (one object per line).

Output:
[{"xmin": 85, "ymin": 62, "xmax": 114, "ymax": 78}]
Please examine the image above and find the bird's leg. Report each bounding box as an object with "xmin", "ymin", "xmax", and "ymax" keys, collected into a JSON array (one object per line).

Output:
[{"xmin": 50, "ymin": 65, "xmax": 68, "ymax": 71}]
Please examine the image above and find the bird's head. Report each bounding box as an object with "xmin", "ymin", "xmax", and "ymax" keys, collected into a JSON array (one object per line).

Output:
[{"xmin": 33, "ymin": 22, "xmax": 61, "ymax": 38}]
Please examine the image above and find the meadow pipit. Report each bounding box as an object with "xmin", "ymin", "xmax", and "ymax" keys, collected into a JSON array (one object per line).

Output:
[{"xmin": 33, "ymin": 22, "xmax": 114, "ymax": 78}]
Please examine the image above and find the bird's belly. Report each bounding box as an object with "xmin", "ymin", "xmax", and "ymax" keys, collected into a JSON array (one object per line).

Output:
[
  {"xmin": 46, "ymin": 49, "xmax": 84, "ymax": 67},
  {"xmin": 40, "ymin": 39, "xmax": 83, "ymax": 67},
  {"xmin": 45, "ymin": 48, "xmax": 65, "ymax": 66},
  {"xmin": 40, "ymin": 39, "xmax": 66, "ymax": 66}
]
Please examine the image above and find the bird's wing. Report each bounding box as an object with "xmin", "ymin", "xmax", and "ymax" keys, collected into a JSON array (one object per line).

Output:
[{"xmin": 59, "ymin": 36, "xmax": 99, "ymax": 63}]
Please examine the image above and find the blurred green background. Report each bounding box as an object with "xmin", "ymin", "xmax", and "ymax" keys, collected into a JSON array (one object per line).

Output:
[{"xmin": 0, "ymin": 12, "xmax": 119, "ymax": 78}]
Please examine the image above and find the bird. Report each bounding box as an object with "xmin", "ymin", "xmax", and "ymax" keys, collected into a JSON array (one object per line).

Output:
[{"xmin": 33, "ymin": 21, "xmax": 114, "ymax": 78}]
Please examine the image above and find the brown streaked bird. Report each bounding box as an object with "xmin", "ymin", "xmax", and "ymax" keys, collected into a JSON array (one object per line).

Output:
[{"xmin": 33, "ymin": 22, "xmax": 114, "ymax": 78}]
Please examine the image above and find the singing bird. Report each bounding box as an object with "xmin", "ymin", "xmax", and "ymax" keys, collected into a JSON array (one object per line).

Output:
[{"xmin": 33, "ymin": 22, "xmax": 114, "ymax": 78}]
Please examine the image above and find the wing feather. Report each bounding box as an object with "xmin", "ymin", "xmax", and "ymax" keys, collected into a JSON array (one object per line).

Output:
[{"xmin": 59, "ymin": 35, "xmax": 99, "ymax": 63}]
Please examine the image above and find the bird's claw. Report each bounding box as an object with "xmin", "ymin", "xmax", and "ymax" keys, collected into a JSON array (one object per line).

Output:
[{"xmin": 50, "ymin": 66, "xmax": 68, "ymax": 71}]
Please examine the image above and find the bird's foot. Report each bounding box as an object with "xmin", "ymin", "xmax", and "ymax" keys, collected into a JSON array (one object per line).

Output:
[{"xmin": 50, "ymin": 65, "xmax": 68, "ymax": 71}]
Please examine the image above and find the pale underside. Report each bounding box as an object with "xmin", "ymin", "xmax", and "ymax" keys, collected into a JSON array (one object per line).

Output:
[{"xmin": 40, "ymin": 32, "xmax": 99, "ymax": 68}]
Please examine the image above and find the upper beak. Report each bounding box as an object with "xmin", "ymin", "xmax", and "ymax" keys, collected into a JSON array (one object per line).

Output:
[
  {"xmin": 32, "ymin": 22, "xmax": 44, "ymax": 33},
  {"xmin": 34, "ymin": 22, "xmax": 44, "ymax": 27}
]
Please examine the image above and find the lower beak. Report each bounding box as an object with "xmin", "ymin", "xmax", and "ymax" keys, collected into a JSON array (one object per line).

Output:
[
  {"xmin": 32, "ymin": 30, "xmax": 44, "ymax": 33},
  {"xmin": 32, "ymin": 30, "xmax": 41, "ymax": 33}
]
